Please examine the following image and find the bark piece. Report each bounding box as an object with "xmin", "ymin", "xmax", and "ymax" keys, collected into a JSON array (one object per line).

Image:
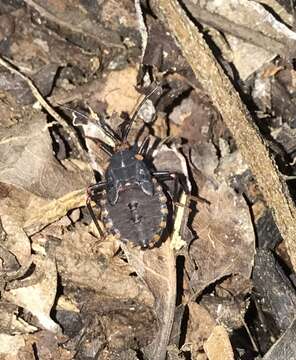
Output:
[
  {"xmin": 253, "ymin": 249, "xmax": 296, "ymax": 333},
  {"xmin": 263, "ymin": 317, "xmax": 296, "ymax": 360}
]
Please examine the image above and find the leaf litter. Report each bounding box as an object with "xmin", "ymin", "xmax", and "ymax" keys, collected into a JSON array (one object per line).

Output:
[{"xmin": 0, "ymin": 1, "xmax": 295, "ymax": 359}]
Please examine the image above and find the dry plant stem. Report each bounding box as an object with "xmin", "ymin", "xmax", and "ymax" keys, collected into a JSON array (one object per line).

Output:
[
  {"xmin": 152, "ymin": 0, "xmax": 296, "ymax": 270},
  {"xmin": 24, "ymin": 189, "xmax": 85, "ymax": 235},
  {"xmin": 182, "ymin": 0, "xmax": 289, "ymax": 57},
  {"xmin": 23, "ymin": 0, "xmax": 124, "ymax": 49},
  {"xmin": 121, "ymin": 241, "xmax": 176, "ymax": 360},
  {"xmin": 0, "ymin": 56, "xmax": 88, "ymax": 162}
]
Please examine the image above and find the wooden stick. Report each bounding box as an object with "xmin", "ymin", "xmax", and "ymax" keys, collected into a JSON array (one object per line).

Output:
[{"xmin": 152, "ymin": 0, "xmax": 296, "ymax": 270}]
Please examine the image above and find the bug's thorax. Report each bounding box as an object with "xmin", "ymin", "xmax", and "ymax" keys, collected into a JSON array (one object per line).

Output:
[{"xmin": 105, "ymin": 146, "xmax": 154, "ymax": 205}]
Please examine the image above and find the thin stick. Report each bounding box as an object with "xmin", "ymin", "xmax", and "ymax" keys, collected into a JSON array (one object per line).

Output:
[
  {"xmin": 23, "ymin": 0, "xmax": 124, "ymax": 49},
  {"xmin": 24, "ymin": 189, "xmax": 86, "ymax": 235},
  {"xmin": 0, "ymin": 56, "xmax": 88, "ymax": 161},
  {"xmin": 182, "ymin": 0, "xmax": 292, "ymax": 58},
  {"xmin": 152, "ymin": 0, "xmax": 296, "ymax": 270}
]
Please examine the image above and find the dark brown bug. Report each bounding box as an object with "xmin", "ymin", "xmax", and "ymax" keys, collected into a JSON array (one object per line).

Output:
[{"xmin": 86, "ymin": 86, "xmax": 186, "ymax": 248}]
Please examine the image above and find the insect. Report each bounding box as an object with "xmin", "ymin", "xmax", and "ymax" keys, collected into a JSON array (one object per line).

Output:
[{"xmin": 86, "ymin": 86, "xmax": 187, "ymax": 248}]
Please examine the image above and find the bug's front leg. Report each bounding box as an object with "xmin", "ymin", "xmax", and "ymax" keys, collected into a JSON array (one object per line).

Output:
[{"xmin": 86, "ymin": 181, "xmax": 107, "ymax": 236}]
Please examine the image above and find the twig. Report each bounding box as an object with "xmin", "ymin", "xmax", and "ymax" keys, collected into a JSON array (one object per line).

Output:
[
  {"xmin": 24, "ymin": 188, "xmax": 85, "ymax": 235},
  {"xmin": 0, "ymin": 56, "xmax": 88, "ymax": 161},
  {"xmin": 151, "ymin": 0, "xmax": 296, "ymax": 270},
  {"xmin": 182, "ymin": 0, "xmax": 293, "ymax": 58},
  {"xmin": 135, "ymin": 0, "xmax": 148, "ymax": 61},
  {"xmin": 23, "ymin": 0, "xmax": 124, "ymax": 49}
]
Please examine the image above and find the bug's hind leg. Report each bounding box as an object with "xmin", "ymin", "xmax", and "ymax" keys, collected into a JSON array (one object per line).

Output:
[{"xmin": 87, "ymin": 182, "xmax": 107, "ymax": 236}]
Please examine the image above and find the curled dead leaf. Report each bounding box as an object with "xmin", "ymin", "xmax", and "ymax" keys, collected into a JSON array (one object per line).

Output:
[
  {"xmin": 204, "ymin": 325, "xmax": 234, "ymax": 360},
  {"xmin": 3, "ymin": 254, "xmax": 60, "ymax": 333},
  {"xmin": 190, "ymin": 181, "xmax": 255, "ymax": 296},
  {"xmin": 0, "ymin": 111, "xmax": 91, "ymax": 199},
  {"xmin": 121, "ymin": 239, "xmax": 176, "ymax": 360}
]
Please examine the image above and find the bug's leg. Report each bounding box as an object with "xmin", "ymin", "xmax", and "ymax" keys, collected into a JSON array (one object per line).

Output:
[
  {"xmin": 86, "ymin": 196, "xmax": 104, "ymax": 236},
  {"xmin": 138, "ymin": 136, "xmax": 150, "ymax": 156},
  {"xmin": 152, "ymin": 171, "xmax": 189, "ymax": 202},
  {"xmin": 84, "ymin": 135, "xmax": 114, "ymax": 156},
  {"xmin": 153, "ymin": 171, "xmax": 209, "ymax": 205},
  {"xmin": 86, "ymin": 182, "xmax": 107, "ymax": 236}
]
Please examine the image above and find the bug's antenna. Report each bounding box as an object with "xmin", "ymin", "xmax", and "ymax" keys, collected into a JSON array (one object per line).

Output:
[
  {"xmin": 121, "ymin": 85, "xmax": 162, "ymax": 142},
  {"xmin": 57, "ymin": 104, "xmax": 91, "ymax": 122},
  {"xmin": 97, "ymin": 115, "xmax": 122, "ymax": 145},
  {"xmin": 57, "ymin": 104, "xmax": 121, "ymax": 146},
  {"xmin": 138, "ymin": 135, "xmax": 150, "ymax": 155},
  {"xmin": 85, "ymin": 135, "xmax": 114, "ymax": 157}
]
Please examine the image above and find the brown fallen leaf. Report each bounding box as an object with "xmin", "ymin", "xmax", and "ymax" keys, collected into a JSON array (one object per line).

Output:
[
  {"xmin": 204, "ymin": 325, "xmax": 234, "ymax": 360},
  {"xmin": 188, "ymin": 140, "xmax": 254, "ymax": 296},
  {"xmin": 24, "ymin": 188, "xmax": 86, "ymax": 236},
  {"xmin": 121, "ymin": 239, "xmax": 176, "ymax": 360},
  {"xmin": 190, "ymin": 180, "xmax": 255, "ymax": 296},
  {"xmin": 28, "ymin": 330, "xmax": 73, "ymax": 360},
  {"xmin": 95, "ymin": 66, "xmax": 140, "ymax": 116},
  {"xmin": 186, "ymin": 302, "xmax": 216, "ymax": 356},
  {"xmin": 0, "ymin": 302, "xmax": 37, "ymax": 335},
  {"xmin": 3, "ymin": 254, "xmax": 60, "ymax": 333},
  {"xmin": 24, "ymin": 0, "xmax": 125, "ymax": 50},
  {"xmin": 33, "ymin": 222, "xmax": 153, "ymax": 305},
  {"xmin": 0, "ymin": 214, "xmax": 31, "ymax": 274},
  {"xmin": 0, "ymin": 111, "xmax": 91, "ymax": 199},
  {"xmin": 0, "ymin": 188, "xmax": 33, "ymax": 286},
  {"xmin": 0, "ymin": 334, "xmax": 28, "ymax": 359}
]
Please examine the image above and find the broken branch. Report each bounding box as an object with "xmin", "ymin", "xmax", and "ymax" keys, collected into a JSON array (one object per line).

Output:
[{"xmin": 152, "ymin": 0, "xmax": 296, "ymax": 270}]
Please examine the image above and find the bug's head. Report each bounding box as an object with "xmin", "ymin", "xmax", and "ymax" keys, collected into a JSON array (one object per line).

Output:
[
  {"xmin": 106, "ymin": 144, "xmax": 154, "ymax": 205},
  {"xmin": 114, "ymin": 141, "xmax": 131, "ymax": 152},
  {"xmin": 81, "ymin": 85, "xmax": 161, "ymax": 159},
  {"xmin": 106, "ymin": 84, "xmax": 161, "ymax": 154}
]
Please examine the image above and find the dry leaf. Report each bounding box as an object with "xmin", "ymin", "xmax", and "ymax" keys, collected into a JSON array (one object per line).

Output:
[
  {"xmin": 34, "ymin": 223, "xmax": 153, "ymax": 305},
  {"xmin": 0, "ymin": 111, "xmax": 90, "ymax": 199},
  {"xmin": 186, "ymin": 302, "xmax": 216, "ymax": 355},
  {"xmin": 0, "ymin": 189, "xmax": 33, "ymax": 284},
  {"xmin": 24, "ymin": 188, "xmax": 85, "ymax": 235},
  {"xmin": 3, "ymin": 254, "xmax": 60, "ymax": 333},
  {"xmin": 189, "ymin": 139, "xmax": 255, "ymax": 295},
  {"xmin": 204, "ymin": 0, "xmax": 296, "ymax": 79},
  {"xmin": 97, "ymin": 66, "xmax": 139, "ymax": 115},
  {"xmin": 0, "ymin": 302, "xmax": 37, "ymax": 335},
  {"xmin": 190, "ymin": 181, "xmax": 255, "ymax": 295},
  {"xmin": 204, "ymin": 325, "xmax": 234, "ymax": 360},
  {"xmin": 121, "ymin": 239, "xmax": 176, "ymax": 360},
  {"xmin": 0, "ymin": 214, "xmax": 31, "ymax": 272},
  {"xmin": 0, "ymin": 334, "xmax": 26, "ymax": 358}
]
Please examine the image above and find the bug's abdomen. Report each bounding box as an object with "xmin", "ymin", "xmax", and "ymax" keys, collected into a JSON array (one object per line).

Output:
[{"xmin": 100, "ymin": 182, "xmax": 168, "ymax": 248}]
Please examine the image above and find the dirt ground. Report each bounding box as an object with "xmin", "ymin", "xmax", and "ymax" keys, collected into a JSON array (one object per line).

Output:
[{"xmin": 0, "ymin": 1, "xmax": 296, "ymax": 359}]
